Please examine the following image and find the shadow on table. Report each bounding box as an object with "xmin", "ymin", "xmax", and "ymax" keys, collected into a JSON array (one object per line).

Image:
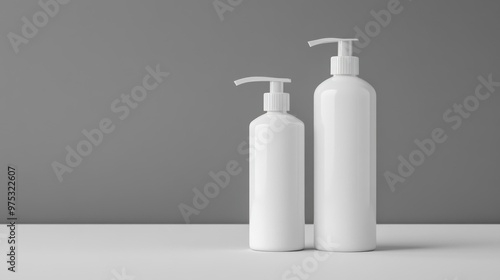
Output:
[
  {"xmin": 375, "ymin": 244, "xmax": 445, "ymax": 251},
  {"xmin": 301, "ymin": 243, "xmax": 447, "ymax": 252}
]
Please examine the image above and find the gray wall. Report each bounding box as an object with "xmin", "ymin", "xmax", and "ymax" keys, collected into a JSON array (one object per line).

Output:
[{"xmin": 0, "ymin": 0, "xmax": 499, "ymax": 224}]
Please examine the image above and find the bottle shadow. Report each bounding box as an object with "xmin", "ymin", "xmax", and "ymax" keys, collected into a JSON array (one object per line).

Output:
[
  {"xmin": 374, "ymin": 244, "xmax": 443, "ymax": 251},
  {"xmin": 302, "ymin": 243, "xmax": 446, "ymax": 252}
]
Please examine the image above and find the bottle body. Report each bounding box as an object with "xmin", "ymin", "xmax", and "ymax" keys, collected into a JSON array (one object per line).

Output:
[
  {"xmin": 314, "ymin": 75, "xmax": 376, "ymax": 252},
  {"xmin": 249, "ymin": 112, "xmax": 304, "ymax": 251}
]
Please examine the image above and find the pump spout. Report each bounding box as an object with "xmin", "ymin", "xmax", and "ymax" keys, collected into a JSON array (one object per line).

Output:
[
  {"xmin": 234, "ymin": 76, "xmax": 292, "ymax": 112},
  {"xmin": 308, "ymin": 38, "xmax": 360, "ymax": 76},
  {"xmin": 307, "ymin": 38, "xmax": 358, "ymax": 56},
  {"xmin": 234, "ymin": 77, "xmax": 291, "ymax": 88}
]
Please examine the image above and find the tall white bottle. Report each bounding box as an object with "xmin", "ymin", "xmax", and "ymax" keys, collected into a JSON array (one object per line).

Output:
[
  {"xmin": 308, "ymin": 38, "xmax": 376, "ymax": 252},
  {"xmin": 234, "ymin": 77, "xmax": 304, "ymax": 252}
]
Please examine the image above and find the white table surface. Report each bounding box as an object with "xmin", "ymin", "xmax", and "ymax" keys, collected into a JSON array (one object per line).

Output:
[{"xmin": 0, "ymin": 224, "xmax": 498, "ymax": 280}]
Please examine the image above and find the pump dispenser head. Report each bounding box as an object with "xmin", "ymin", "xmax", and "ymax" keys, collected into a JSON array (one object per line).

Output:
[
  {"xmin": 308, "ymin": 38, "xmax": 359, "ymax": 76},
  {"xmin": 234, "ymin": 76, "xmax": 291, "ymax": 112}
]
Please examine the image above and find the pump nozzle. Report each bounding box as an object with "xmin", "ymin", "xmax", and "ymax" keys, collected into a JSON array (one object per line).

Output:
[
  {"xmin": 308, "ymin": 38, "xmax": 359, "ymax": 76},
  {"xmin": 234, "ymin": 76, "xmax": 291, "ymax": 112}
]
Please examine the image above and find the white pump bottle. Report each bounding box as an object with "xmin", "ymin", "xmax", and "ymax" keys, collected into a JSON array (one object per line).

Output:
[
  {"xmin": 234, "ymin": 77, "xmax": 304, "ymax": 251},
  {"xmin": 308, "ymin": 38, "xmax": 376, "ymax": 252}
]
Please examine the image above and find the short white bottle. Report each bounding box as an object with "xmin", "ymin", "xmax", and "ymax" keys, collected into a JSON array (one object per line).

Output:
[
  {"xmin": 308, "ymin": 38, "xmax": 377, "ymax": 252},
  {"xmin": 234, "ymin": 77, "xmax": 304, "ymax": 251}
]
